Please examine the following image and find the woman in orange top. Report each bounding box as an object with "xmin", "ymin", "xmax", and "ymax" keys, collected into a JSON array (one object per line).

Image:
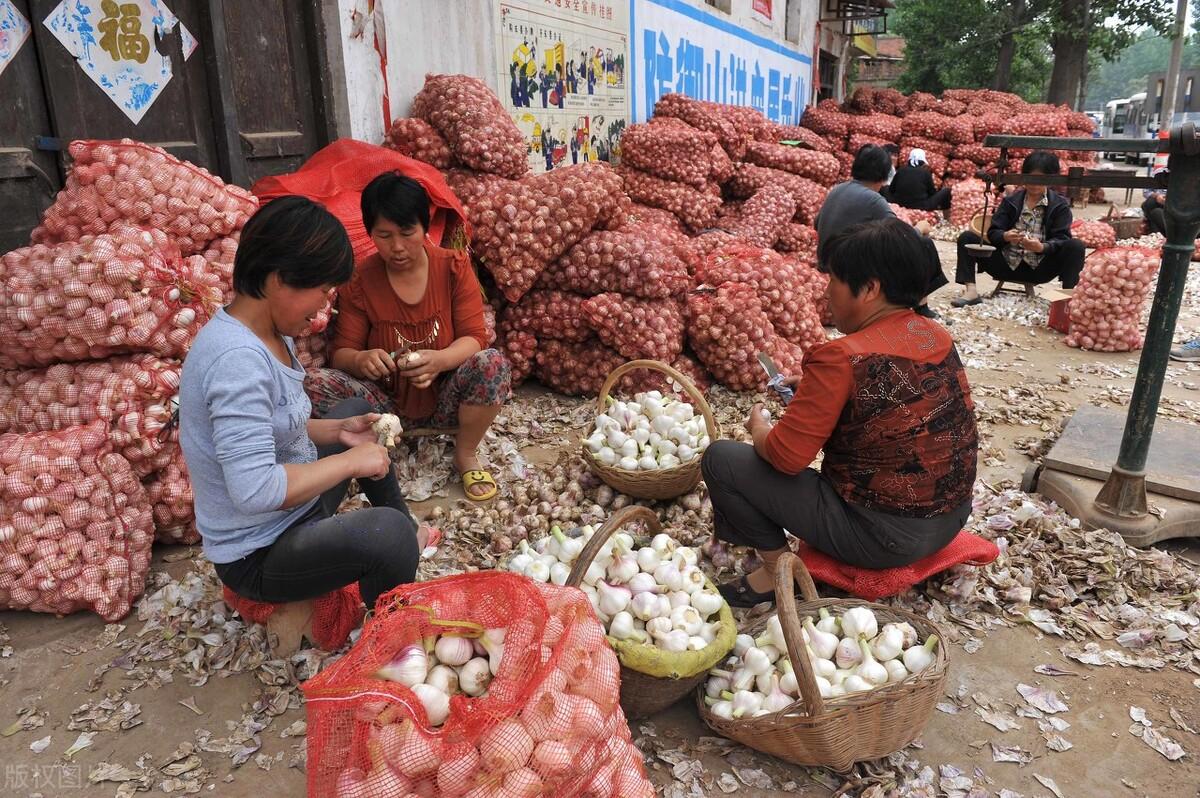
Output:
[{"xmin": 305, "ymin": 174, "xmax": 512, "ymax": 501}]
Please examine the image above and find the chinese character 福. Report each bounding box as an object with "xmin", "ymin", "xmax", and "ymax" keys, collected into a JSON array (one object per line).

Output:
[{"xmin": 98, "ymin": 0, "xmax": 151, "ymax": 64}]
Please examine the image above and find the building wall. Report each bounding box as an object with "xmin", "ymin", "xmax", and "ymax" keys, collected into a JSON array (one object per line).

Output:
[{"xmin": 332, "ymin": 0, "xmax": 841, "ymax": 140}]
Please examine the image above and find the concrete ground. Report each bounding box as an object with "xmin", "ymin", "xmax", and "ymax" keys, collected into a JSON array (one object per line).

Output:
[{"xmin": 2, "ymin": 200, "xmax": 1198, "ymax": 797}]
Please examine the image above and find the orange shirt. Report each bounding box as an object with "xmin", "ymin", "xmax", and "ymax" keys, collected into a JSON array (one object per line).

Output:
[
  {"xmin": 332, "ymin": 244, "xmax": 488, "ymax": 420},
  {"xmin": 763, "ymin": 310, "xmax": 978, "ymax": 518}
]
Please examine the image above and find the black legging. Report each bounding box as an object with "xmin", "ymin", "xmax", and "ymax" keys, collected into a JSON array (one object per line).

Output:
[
  {"xmin": 900, "ymin": 186, "xmax": 952, "ymax": 212},
  {"xmin": 214, "ymin": 398, "xmax": 420, "ymax": 610},
  {"xmin": 955, "ymin": 231, "xmax": 1085, "ymax": 288}
]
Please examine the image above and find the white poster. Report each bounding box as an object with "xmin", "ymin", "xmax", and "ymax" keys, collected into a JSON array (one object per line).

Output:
[
  {"xmin": 0, "ymin": 0, "xmax": 31, "ymax": 78},
  {"xmin": 44, "ymin": 0, "xmax": 193, "ymax": 124},
  {"xmin": 630, "ymin": 0, "xmax": 812, "ymax": 125},
  {"xmin": 497, "ymin": 0, "xmax": 629, "ymax": 172}
]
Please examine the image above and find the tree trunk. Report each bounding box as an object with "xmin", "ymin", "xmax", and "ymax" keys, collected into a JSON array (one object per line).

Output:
[
  {"xmin": 1045, "ymin": 0, "xmax": 1091, "ymax": 108},
  {"xmin": 992, "ymin": 0, "xmax": 1027, "ymax": 92}
]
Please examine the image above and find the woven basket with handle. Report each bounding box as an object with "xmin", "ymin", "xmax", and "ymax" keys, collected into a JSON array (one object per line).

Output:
[
  {"xmin": 1102, "ymin": 203, "xmax": 1145, "ymax": 240},
  {"xmin": 581, "ymin": 359, "xmax": 719, "ymax": 501},
  {"xmin": 566, "ymin": 505, "xmax": 735, "ymax": 719},
  {"xmin": 697, "ymin": 553, "xmax": 949, "ymax": 772}
]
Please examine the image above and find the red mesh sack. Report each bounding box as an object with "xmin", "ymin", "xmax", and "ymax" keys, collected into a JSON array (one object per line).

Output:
[
  {"xmin": 616, "ymin": 166, "xmax": 721, "ymax": 231},
  {"xmin": 687, "ymin": 283, "xmax": 781, "ymax": 391},
  {"xmin": 191, "ymin": 232, "xmax": 239, "ymax": 301},
  {"xmin": 718, "ymin": 185, "xmax": 797, "ymax": 248},
  {"xmin": 889, "ymin": 204, "xmax": 941, "ymax": 229},
  {"xmin": 1070, "ymin": 220, "xmax": 1117, "ymax": 250},
  {"xmin": 529, "ymin": 162, "xmax": 630, "ymax": 233},
  {"xmin": 799, "ymin": 105, "xmax": 851, "ymax": 138},
  {"xmin": 1006, "ymin": 113, "xmax": 1069, "ymax": 138},
  {"xmin": 499, "ymin": 290, "xmax": 591, "ymax": 342},
  {"xmin": 654, "ymin": 93, "xmax": 747, "ymax": 159},
  {"xmin": 901, "ymin": 111, "xmax": 972, "ymax": 145},
  {"xmin": 1067, "ymin": 248, "xmax": 1160, "ymax": 352},
  {"xmin": 143, "ymin": 443, "xmax": 198, "ymax": 545},
  {"xmin": 294, "ymin": 334, "xmax": 327, "ymax": 370},
  {"xmin": 0, "ymin": 353, "xmax": 180, "ymax": 478},
  {"xmin": 382, "ymin": 118, "xmax": 455, "ymax": 169},
  {"xmin": 253, "ymin": 140, "xmax": 470, "ymax": 262},
  {"xmin": 906, "ymin": 92, "xmax": 940, "ymax": 113},
  {"xmin": 0, "ymin": 228, "xmax": 223, "ymax": 369},
  {"xmin": 224, "ymin": 583, "xmax": 363, "ymax": 651},
  {"xmin": 580, "ymin": 294, "xmax": 686, "ymax": 361},
  {"xmin": 534, "ymin": 338, "xmax": 624, "ymax": 396},
  {"xmin": 32, "ymin": 139, "xmax": 258, "ymax": 256},
  {"xmin": 870, "ymin": 88, "xmax": 910, "ymax": 116},
  {"xmin": 952, "ymin": 143, "xmax": 1001, "ymax": 166},
  {"xmin": 932, "ymin": 98, "xmax": 967, "ymax": 117},
  {"xmin": 697, "ymin": 245, "xmax": 826, "ymax": 352},
  {"xmin": 709, "ymin": 142, "xmax": 735, "ymax": 184},
  {"xmin": 950, "ymin": 178, "xmax": 989, "ymax": 228},
  {"xmin": 619, "ymin": 122, "xmax": 715, "ymax": 189},
  {"xmin": 302, "ymin": 572, "xmax": 652, "ymax": 798},
  {"xmin": 497, "ymin": 327, "xmax": 537, "ymax": 385},
  {"xmin": 848, "ymin": 133, "xmax": 891, "ymax": 155},
  {"xmin": 972, "ymin": 114, "xmax": 1009, "ymax": 143},
  {"xmin": 900, "ymin": 135, "xmax": 954, "ymax": 157},
  {"xmin": 945, "ymin": 158, "xmax": 976, "ymax": 180},
  {"xmin": 844, "ymin": 113, "xmax": 902, "ymax": 143},
  {"xmin": 411, "ymin": 74, "xmax": 528, "ymax": 179},
  {"xmin": 844, "ymin": 86, "xmax": 876, "ymax": 114},
  {"xmin": 743, "ymin": 141, "xmax": 840, "ymax": 186},
  {"xmin": 726, "ymin": 164, "xmax": 826, "ymax": 226},
  {"xmin": 755, "ymin": 123, "xmax": 835, "ymax": 152},
  {"xmin": 0, "ymin": 421, "xmax": 153, "ymax": 621},
  {"xmin": 775, "ymin": 222, "xmax": 818, "ymax": 259},
  {"xmin": 538, "ymin": 229, "xmax": 690, "ymax": 299},
  {"xmin": 623, "ymin": 203, "xmax": 686, "ymax": 235}
]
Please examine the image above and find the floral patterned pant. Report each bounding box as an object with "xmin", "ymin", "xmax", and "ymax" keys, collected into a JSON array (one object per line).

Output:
[{"xmin": 304, "ymin": 348, "xmax": 512, "ymax": 428}]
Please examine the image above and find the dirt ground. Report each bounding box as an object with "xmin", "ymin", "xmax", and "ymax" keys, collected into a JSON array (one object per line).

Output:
[{"xmin": 2, "ymin": 201, "xmax": 1199, "ymax": 797}]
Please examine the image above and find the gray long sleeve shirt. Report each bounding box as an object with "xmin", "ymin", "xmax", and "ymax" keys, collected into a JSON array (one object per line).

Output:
[
  {"xmin": 814, "ymin": 179, "xmax": 896, "ymax": 263},
  {"xmin": 179, "ymin": 309, "xmax": 319, "ymax": 563}
]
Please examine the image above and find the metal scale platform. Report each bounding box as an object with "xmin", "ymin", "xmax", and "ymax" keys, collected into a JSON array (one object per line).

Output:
[{"xmin": 981, "ymin": 125, "xmax": 1200, "ymax": 546}]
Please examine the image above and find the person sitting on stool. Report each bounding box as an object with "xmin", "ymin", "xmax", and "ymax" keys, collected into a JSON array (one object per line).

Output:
[
  {"xmin": 1142, "ymin": 189, "xmax": 1166, "ymax": 236},
  {"xmin": 890, "ymin": 149, "xmax": 952, "ymax": 211},
  {"xmin": 951, "ymin": 150, "xmax": 1085, "ymax": 307}
]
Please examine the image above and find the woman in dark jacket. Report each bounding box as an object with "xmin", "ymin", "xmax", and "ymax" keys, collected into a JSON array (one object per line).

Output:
[
  {"xmin": 890, "ymin": 148, "xmax": 951, "ymax": 211},
  {"xmin": 952, "ymin": 151, "xmax": 1085, "ymax": 307}
]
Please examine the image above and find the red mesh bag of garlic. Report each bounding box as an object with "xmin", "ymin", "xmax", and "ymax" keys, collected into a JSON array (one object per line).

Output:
[
  {"xmin": 844, "ymin": 113, "xmax": 903, "ymax": 143},
  {"xmin": 0, "ymin": 421, "xmax": 154, "ymax": 621},
  {"xmin": 191, "ymin": 233, "xmax": 239, "ymax": 301},
  {"xmin": 411, "ymin": 74, "xmax": 529, "ymax": 179},
  {"xmin": 726, "ymin": 164, "xmax": 827, "ymax": 227},
  {"xmin": 686, "ymin": 283, "xmax": 783, "ymax": 391},
  {"xmin": 32, "ymin": 139, "xmax": 257, "ymax": 256},
  {"xmin": 529, "ymin": 162, "xmax": 631, "ymax": 233},
  {"xmin": 619, "ymin": 122, "xmax": 715, "ymax": 189},
  {"xmin": 799, "ymin": 106, "xmax": 851, "ymax": 138},
  {"xmin": 534, "ymin": 338, "xmax": 625, "ymax": 396},
  {"xmin": 538, "ymin": 229, "xmax": 690, "ymax": 299},
  {"xmin": 1070, "ymin": 220, "xmax": 1117, "ymax": 250},
  {"xmin": 718, "ymin": 185, "xmax": 797, "ymax": 248},
  {"xmin": 615, "ymin": 166, "xmax": 721, "ymax": 232},
  {"xmin": 499, "ymin": 290, "xmax": 591, "ymax": 342},
  {"xmin": 697, "ymin": 245, "xmax": 826, "ymax": 352},
  {"xmin": 580, "ymin": 293, "xmax": 686, "ymax": 362},
  {"xmin": 302, "ymin": 573, "xmax": 654, "ymax": 798},
  {"xmin": 952, "ymin": 143, "xmax": 1001, "ymax": 166},
  {"xmin": 755, "ymin": 122, "xmax": 835, "ymax": 152},
  {"xmin": 497, "ymin": 327, "xmax": 538, "ymax": 385},
  {"xmin": 900, "ymin": 135, "xmax": 954, "ymax": 157},
  {"xmin": 143, "ymin": 443, "xmax": 198, "ymax": 545},
  {"xmin": 945, "ymin": 158, "xmax": 977, "ymax": 180},
  {"xmin": 949, "ymin": 179, "xmax": 989, "ymax": 228},
  {"xmin": 293, "ymin": 334, "xmax": 327, "ymax": 370},
  {"xmin": 1066, "ymin": 248, "xmax": 1160, "ymax": 352},
  {"xmin": 932, "ymin": 98, "xmax": 967, "ymax": 117},
  {"xmin": 0, "ymin": 353, "xmax": 180, "ymax": 478},
  {"xmin": 775, "ymin": 222, "xmax": 818, "ymax": 259},
  {"xmin": 653, "ymin": 92, "xmax": 747, "ymax": 159},
  {"xmin": 848, "ymin": 133, "xmax": 892, "ymax": 155},
  {"xmin": 0, "ymin": 228, "xmax": 223, "ymax": 369},
  {"xmin": 382, "ymin": 118, "xmax": 455, "ymax": 169},
  {"xmin": 743, "ymin": 142, "xmax": 841, "ymax": 187},
  {"xmin": 901, "ymin": 111, "xmax": 973, "ymax": 145},
  {"xmin": 1006, "ymin": 113, "xmax": 1069, "ymax": 138},
  {"xmin": 889, "ymin": 204, "xmax": 941, "ymax": 229}
]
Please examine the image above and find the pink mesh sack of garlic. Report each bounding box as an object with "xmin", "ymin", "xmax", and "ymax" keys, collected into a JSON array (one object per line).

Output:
[
  {"xmin": 619, "ymin": 122, "xmax": 717, "ymax": 189},
  {"xmin": 143, "ymin": 443, "xmax": 199, "ymax": 545},
  {"xmin": 0, "ymin": 227, "xmax": 224, "ymax": 369},
  {"xmin": 687, "ymin": 283, "xmax": 791, "ymax": 391},
  {"xmin": 32, "ymin": 139, "xmax": 258, "ymax": 256},
  {"xmin": 949, "ymin": 179, "xmax": 989, "ymax": 228},
  {"xmin": 500, "ymin": 290, "xmax": 592, "ymax": 342},
  {"xmin": 538, "ymin": 229, "xmax": 690, "ymax": 300},
  {"xmin": 615, "ymin": 166, "xmax": 722, "ymax": 232},
  {"xmin": 382, "ymin": 118, "xmax": 455, "ymax": 169},
  {"xmin": 717, "ymin": 185, "xmax": 797, "ymax": 249},
  {"xmin": 411, "ymin": 74, "xmax": 529, "ymax": 179},
  {"xmin": 580, "ymin": 294, "xmax": 686, "ymax": 362},
  {"xmin": 1066, "ymin": 247, "xmax": 1160, "ymax": 353},
  {"xmin": 743, "ymin": 142, "xmax": 841, "ymax": 187},
  {"xmin": 1069, "ymin": 220, "xmax": 1117, "ymax": 251},
  {"xmin": 0, "ymin": 421, "xmax": 154, "ymax": 621}
]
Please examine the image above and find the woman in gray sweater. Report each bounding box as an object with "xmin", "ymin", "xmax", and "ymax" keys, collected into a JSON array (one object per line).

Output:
[{"xmin": 180, "ymin": 197, "xmax": 425, "ymax": 627}]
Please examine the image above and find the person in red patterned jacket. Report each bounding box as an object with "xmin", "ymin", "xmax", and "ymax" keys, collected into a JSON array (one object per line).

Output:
[{"xmin": 702, "ymin": 218, "xmax": 979, "ymax": 607}]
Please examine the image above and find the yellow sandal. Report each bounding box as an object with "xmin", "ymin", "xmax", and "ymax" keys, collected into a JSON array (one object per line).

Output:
[{"xmin": 461, "ymin": 469, "xmax": 499, "ymax": 502}]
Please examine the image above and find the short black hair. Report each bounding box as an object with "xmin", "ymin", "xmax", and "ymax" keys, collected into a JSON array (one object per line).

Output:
[
  {"xmin": 882, "ymin": 143, "xmax": 900, "ymax": 156},
  {"xmin": 233, "ymin": 196, "xmax": 353, "ymax": 299},
  {"xmin": 361, "ymin": 172, "xmax": 431, "ymax": 233},
  {"xmin": 818, "ymin": 218, "xmax": 931, "ymax": 308},
  {"xmin": 851, "ymin": 144, "xmax": 893, "ymax": 182},
  {"xmin": 1022, "ymin": 150, "xmax": 1061, "ymax": 175}
]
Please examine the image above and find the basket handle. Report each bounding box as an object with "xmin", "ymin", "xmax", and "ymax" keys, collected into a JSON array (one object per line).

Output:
[
  {"xmin": 595, "ymin": 359, "xmax": 719, "ymax": 442},
  {"xmin": 773, "ymin": 552, "xmax": 827, "ymax": 718},
  {"xmin": 564, "ymin": 505, "xmax": 660, "ymax": 589}
]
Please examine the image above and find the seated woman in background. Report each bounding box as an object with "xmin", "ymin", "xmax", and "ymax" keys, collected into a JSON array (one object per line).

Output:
[
  {"xmin": 702, "ymin": 219, "xmax": 978, "ymax": 607},
  {"xmin": 952, "ymin": 150, "xmax": 1086, "ymax": 307},
  {"xmin": 305, "ymin": 173, "xmax": 512, "ymax": 502},
  {"xmin": 180, "ymin": 197, "xmax": 425, "ymax": 628},
  {"xmin": 889, "ymin": 148, "xmax": 952, "ymax": 211}
]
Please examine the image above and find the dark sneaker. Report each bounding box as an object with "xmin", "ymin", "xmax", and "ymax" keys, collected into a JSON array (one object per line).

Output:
[
  {"xmin": 915, "ymin": 304, "xmax": 941, "ymax": 320},
  {"xmin": 950, "ymin": 295, "xmax": 983, "ymax": 308}
]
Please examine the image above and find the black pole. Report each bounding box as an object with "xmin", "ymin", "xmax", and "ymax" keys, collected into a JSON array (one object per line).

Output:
[{"xmin": 1094, "ymin": 123, "xmax": 1200, "ymax": 518}]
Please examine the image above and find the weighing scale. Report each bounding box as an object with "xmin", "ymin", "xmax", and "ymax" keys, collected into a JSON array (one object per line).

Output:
[{"xmin": 975, "ymin": 126, "xmax": 1200, "ymax": 546}]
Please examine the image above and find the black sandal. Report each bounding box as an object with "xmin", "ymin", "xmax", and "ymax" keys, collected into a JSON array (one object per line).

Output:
[{"xmin": 718, "ymin": 575, "xmax": 776, "ymax": 609}]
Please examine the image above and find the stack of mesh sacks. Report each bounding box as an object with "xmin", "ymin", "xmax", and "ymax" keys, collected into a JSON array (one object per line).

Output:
[{"xmin": 0, "ymin": 141, "xmax": 255, "ymax": 597}]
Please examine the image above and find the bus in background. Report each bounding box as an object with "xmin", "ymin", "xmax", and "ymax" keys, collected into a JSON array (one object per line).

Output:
[{"xmin": 1101, "ymin": 93, "xmax": 1153, "ymax": 164}]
